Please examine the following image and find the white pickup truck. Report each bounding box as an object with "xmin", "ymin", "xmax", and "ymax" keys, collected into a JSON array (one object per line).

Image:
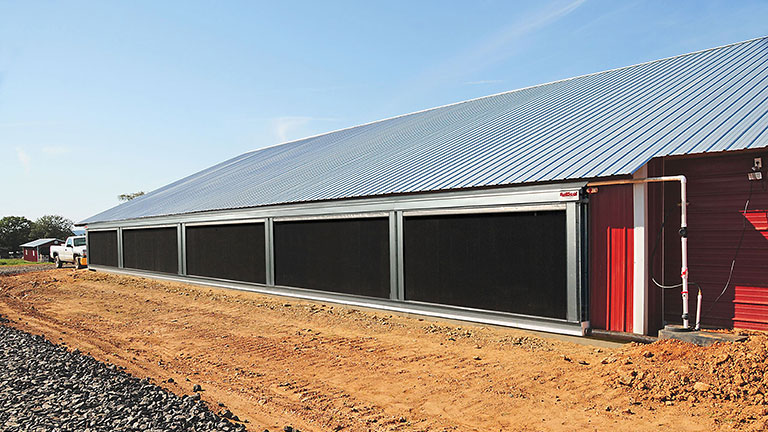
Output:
[{"xmin": 50, "ymin": 235, "xmax": 87, "ymax": 269}]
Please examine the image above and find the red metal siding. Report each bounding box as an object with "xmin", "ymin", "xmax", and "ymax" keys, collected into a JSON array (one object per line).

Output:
[
  {"xmin": 23, "ymin": 248, "xmax": 36, "ymax": 262},
  {"xmin": 646, "ymin": 158, "xmax": 665, "ymax": 334},
  {"xmin": 589, "ymin": 184, "xmax": 634, "ymax": 332},
  {"xmin": 652, "ymin": 151, "xmax": 768, "ymax": 331}
]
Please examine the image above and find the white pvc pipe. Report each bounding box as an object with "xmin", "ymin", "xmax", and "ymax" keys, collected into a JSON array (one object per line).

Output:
[
  {"xmin": 587, "ymin": 175, "xmax": 690, "ymax": 329},
  {"xmin": 680, "ymin": 176, "xmax": 689, "ymax": 329},
  {"xmin": 695, "ymin": 288, "xmax": 702, "ymax": 331}
]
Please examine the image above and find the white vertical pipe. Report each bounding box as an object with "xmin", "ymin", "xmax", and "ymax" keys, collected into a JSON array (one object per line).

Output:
[
  {"xmin": 679, "ymin": 177, "xmax": 689, "ymax": 329},
  {"xmin": 695, "ymin": 289, "xmax": 702, "ymax": 331},
  {"xmin": 632, "ymin": 167, "xmax": 648, "ymax": 334}
]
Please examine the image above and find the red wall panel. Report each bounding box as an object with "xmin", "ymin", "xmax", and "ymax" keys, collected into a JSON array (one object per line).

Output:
[
  {"xmin": 589, "ymin": 184, "xmax": 634, "ymax": 332},
  {"xmin": 646, "ymin": 158, "xmax": 665, "ymax": 333},
  {"xmin": 23, "ymin": 248, "xmax": 35, "ymax": 262},
  {"xmin": 652, "ymin": 151, "xmax": 768, "ymax": 331}
]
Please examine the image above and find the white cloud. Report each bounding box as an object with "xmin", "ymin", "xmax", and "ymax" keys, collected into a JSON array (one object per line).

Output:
[
  {"xmin": 393, "ymin": 0, "xmax": 586, "ymax": 100},
  {"xmin": 469, "ymin": 0, "xmax": 587, "ymax": 66},
  {"xmin": 273, "ymin": 116, "xmax": 313, "ymax": 143},
  {"xmin": 15, "ymin": 147, "xmax": 31, "ymax": 173},
  {"xmin": 271, "ymin": 116, "xmax": 341, "ymax": 143},
  {"xmin": 42, "ymin": 145, "xmax": 72, "ymax": 155}
]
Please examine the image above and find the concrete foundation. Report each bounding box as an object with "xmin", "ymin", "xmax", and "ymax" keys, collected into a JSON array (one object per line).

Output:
[{"xmin": 658, "ymin": 325, "xmax": 747, "ymax": 347}]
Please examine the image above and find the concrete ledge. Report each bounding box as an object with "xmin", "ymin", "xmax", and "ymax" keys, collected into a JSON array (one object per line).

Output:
[
  {"xmin": 88, "ymin": 265, "xmax": 587, "ymax": 337},
  {"xmin": 658, "ymin": 325, "xmax": 747, "ymax": 346},
  {"xmin": 589, "ymin": 328, "xmax": 657, "ymax": 344}
]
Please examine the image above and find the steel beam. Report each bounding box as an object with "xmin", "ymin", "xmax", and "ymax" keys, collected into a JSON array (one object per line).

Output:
[
  {"xmin": 177, "ymin": 224, "xmax": 184, "ymax": 275},
  {"xmin": 116, "ymin": 227, "xmax": 124, "ymax": 269},
  {"xmin": 265, "ymin": 218, "xmax": 275, "ymax": 286},
  {"xmin": 180, "ymin": 223, "xmax": 187, "ymax": 275},
  {"xmin": 85, "ymin": 182, "xmax": 586, "ymax": 230},
  {"xmin": 566, "ymin": 202, "xmax": 580, "ymax": 323}
]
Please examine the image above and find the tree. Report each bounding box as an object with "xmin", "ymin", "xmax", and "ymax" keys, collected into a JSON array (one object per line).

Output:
[
  {"xmin": 118, "ymin": 191, "xmax": 145, "ymax": 202},
  {"xmin": 0, "ymin": 216, "xmax": 33, "ymax": 255},
  {"xmin": 30, "ymin": 215, "xmax": 74, "ymax": 240}
]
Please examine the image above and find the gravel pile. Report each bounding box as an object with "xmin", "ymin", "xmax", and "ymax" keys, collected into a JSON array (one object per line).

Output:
[
  {"xmin": 0, "ymin": 264, "xmax": 54, "ymax": 276},
  {"xmin": 0, "ymin": 315, "xmax": 247, "ymax": 432}
]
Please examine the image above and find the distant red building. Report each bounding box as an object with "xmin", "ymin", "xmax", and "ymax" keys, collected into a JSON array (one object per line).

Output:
[{"xmin": 21, "ymin": 238, "xmax": 64, "ymax": 263}]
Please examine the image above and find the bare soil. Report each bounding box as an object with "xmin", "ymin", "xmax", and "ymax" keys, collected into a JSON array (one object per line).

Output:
[{"xmin": 0, "ymin": 268, "xmax": 765, "ymax": 431}]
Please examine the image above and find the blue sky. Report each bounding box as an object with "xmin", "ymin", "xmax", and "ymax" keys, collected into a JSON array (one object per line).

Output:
[{"xmin": 1, "ymin": 0, "xmax": 767, "ymax": 223}]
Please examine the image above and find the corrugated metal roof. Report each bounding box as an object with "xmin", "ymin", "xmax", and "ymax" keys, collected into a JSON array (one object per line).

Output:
[
  {"xmin": 20, "ymin": 238, "xmax": 62, "ymax": 248},
  {"xmin": 82, "ymin": 36, "xmax": 768, "ymax": 224}
]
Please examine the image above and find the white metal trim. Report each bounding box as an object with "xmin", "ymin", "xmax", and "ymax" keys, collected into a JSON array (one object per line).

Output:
[
  {"xmin": 566, "ymin": 202, "xmax": 579, "ymax": 322},
  {"xmin": 121, "ymin": 224, "xmax": 179, "ymax": 230},
  {"xmin": 176, "ymin": 224, "xmax": 183, "ymax": 276},
  {"xmin": 185, "ymin": 218, "xmax": 265, "ymax": 227},
  {"xmin": 395, "ymin": 211, "xmax": 404, "ymax": 301},
  {"xmin": 633, "ymin": 166, "xmax": 649, "ymax": 335},
  {"xmin": 87, "ymin": 265, "xmax": 585, "ymax": 336},
  {"xmin": 273, "ymin": 212, "xmax": 389, "ymax": 222},
  {"xmin": 180, "ymin": 223, "xmax": 187, "ymax": 276},
  {"xmin": 265, "ymin": 218, "xmax": 275, "ymax": 286},
  {"xmin": 117, "ymin": 227, "xmax": 124, "ymax": 268},
  {"xmin": 84, "ymin": 182, "xmax": 587, "ymax": 230},
  {"xmin": 402, "ymin": 203, "xmax": 565, "ymax": 217},
  {"xmin": 402, "ymin": 299, "xmax": 573, "ymax": 323},
  {"xmin": 388, "ymin": 212, "xmax": 398, "ymax": 301}
]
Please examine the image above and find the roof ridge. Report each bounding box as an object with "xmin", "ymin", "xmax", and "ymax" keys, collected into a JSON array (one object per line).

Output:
[{"xmin": 246, "ymin": 35, "xmax": 768, "ymax": 155}]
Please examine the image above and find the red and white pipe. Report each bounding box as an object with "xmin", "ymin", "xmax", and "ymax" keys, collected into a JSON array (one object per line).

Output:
[{"xmin": 679, "ymin": 175, "xmax": 689, "ymax": 329}]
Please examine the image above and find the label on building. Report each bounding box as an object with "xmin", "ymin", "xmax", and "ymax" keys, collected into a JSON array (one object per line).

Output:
[{"xmin": 558, "ymin": 190, "xmax": 580, "ymax": 201}]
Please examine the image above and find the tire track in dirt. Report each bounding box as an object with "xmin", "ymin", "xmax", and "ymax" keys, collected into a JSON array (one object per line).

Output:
[
  {"xmin": 1, "ymin": 273, "xmax": 419, "ymax": 430},
  {"xmin": 0, "ymin": 270, "xmax": 743, "ymax": 431}
]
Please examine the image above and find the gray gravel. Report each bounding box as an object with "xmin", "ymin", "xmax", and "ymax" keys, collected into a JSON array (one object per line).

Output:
[
  {"xmin": 0, "ymin": 264, "xmax": 55, "ymax": 276},
  {"xmin": 0, "ymin": 315, "xmax": 247, "ymax": 432}
]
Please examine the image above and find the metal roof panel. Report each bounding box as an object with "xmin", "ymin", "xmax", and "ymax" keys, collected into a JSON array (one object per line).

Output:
[
  {"xmin": 82, "ymin": 36, "xmax": 768, "ymax": 224},
  {"xmin": 20, "ymin": 238, "xmax": 62, "ymax": 248}
]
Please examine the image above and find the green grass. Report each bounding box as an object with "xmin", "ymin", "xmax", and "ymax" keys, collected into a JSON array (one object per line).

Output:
[{"xmin": 0, "ymin": 259, "xmax": 52, "ymax": 266}]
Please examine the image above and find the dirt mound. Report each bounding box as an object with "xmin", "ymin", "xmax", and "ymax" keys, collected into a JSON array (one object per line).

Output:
[{"xmin": 604, "ymin": 332, "xmax": 768, "ymax": 429}]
